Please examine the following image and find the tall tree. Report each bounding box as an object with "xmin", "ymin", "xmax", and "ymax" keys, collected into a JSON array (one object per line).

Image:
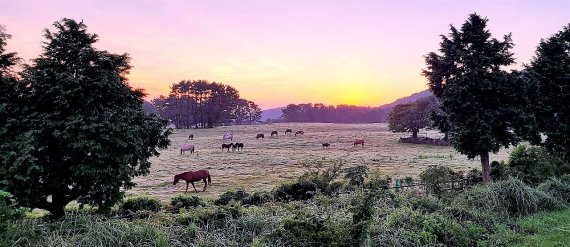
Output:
[
  {"xmin": 423, "ymin": 13, "xmax": 518, "ymax": 182},
  {"xmin": 522, "ymin": 24, "xmax": 570, "ymax": 162},
  {"xmin": 0, "ymin": 19, "xmax": 170, "ymax": 219}
]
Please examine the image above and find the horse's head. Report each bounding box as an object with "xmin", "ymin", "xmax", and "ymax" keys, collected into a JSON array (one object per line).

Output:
[{"xmin": 173, "ymin": 175, "xmax": 180, "ymax": 185}]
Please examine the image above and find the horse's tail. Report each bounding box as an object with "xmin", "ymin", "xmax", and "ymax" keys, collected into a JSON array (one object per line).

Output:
[{"xmin": 207, "ymin": 174, "xmax": 212, "ymax": 185}]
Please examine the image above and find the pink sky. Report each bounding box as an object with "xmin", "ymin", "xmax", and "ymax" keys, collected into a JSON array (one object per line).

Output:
[{"xmin": 1, "ymin": 0, "xmax": 569, "ymax": 109}]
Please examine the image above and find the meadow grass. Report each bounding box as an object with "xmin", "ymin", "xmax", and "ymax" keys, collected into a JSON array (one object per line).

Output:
[{"xmin": 128, "ymin": 123, "xmax": 511, "ymax": 202}]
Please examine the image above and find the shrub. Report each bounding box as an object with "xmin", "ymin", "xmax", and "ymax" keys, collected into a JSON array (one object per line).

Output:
[
  {"xmin": 538, "ymin": 178, "xmax": 570, "ymax": 203},
  {"xmin": 508, "ymin": 144, "xmax": 570, "ymax": 185},
  {"xmin": 214, "ymin": 188, "xmax": 249, "ymax": 205},
  {"xmin": 241, "ymin": 191, "xmax": 273, "ymax": 206},
  {"xmin": 464, "ymin": 168, "xmax": 483, "ymax": 185},
  {"xmin": 170, "ymin": 194, "xmax": 205, "ymax": 210},
  {"xmin": 344, "ymin": 165, "xmax": 369, "ymax": 188},
  {"xmin": 177, "ymin": 203, "xmax": 243, "ymax": 226},
  {"xmin": 490, "ymin": 160, "xmax": 508, "ymax": 181},
  {"xmin": 365, "ymin": 170, "xmax": 392, "ymax": 190},
  {"xmin": 0, "ymin": 190, "xmax": 22, "ymax": 243},
  {"xmin": 273, "ymin": 180, "xmax": 318, "ymax": 201},
  {"xmin": 456, "ymin": 177, "xmax": 561, "ymax": 217},
  {"xmin": 420, "ymin": 165, "xmax": 456, "ymax": 196},
  {"xmin": 120, "ymin": 196, "xmax": 162, "ymax": 217}
]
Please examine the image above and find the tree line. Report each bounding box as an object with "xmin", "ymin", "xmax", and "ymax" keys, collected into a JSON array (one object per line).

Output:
[
  {"xmin": 152, "ymin": 80, "xmax": 262, "ymax": 128},
  {"xmin": 281, "ymin": 103, "xmax": 389, "ymax": 123}
]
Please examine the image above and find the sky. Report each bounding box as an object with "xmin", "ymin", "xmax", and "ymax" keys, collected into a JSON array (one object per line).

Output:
[{"xmin": 1, "ymin": 0, "xmax": 569, "ymax": 109}]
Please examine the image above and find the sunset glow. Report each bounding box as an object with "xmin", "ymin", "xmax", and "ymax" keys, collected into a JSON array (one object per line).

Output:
[{"xmin": 1, "ymin": 0, "xmax": 569, "ymax": 109}]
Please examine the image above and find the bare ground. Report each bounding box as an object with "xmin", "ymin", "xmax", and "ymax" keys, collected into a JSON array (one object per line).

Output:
[{"xmin": 128, "ymin": 123, "xmax": 511, "ymax": 201}]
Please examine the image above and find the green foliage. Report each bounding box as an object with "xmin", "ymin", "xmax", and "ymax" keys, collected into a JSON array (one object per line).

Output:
[
  {"xmin": 170, "ymin": 194, "xmax": 205, "ymax": 210},
  {"xmin": 521, "ymin": 23, "xmax": 570, "ymax": 163},
  {"xmin": 241, "ymin": 191, "xmax": 273, "ymax": 206},
  {"xmin": 508, "ymin": 144, "xmax": 570, "ymax": 185},
  {"xmin": 538, "ymin": 178, "xmax": 570, "ymax": 203},
  {"xmin": 0, "ymin": 190, "xmax": 22, "ymax": 243},
  {"xmin": 177, "ymin": 203, "xmax": 243, "ymax": 226},
  {"xmin": 120, "ymin": 196, "xmax": 162, "ymax": 217},
  {"xmin": 388, "ymin": 96, "xmax": 438, "ymax": 138},
  {"xmin": 490, "ymin": 160, "xmax": 509, "ymax": 181},
  {"xmin": 214, "ymin": 188, "xmax": 250, "ymax": 205},
  {"xmin": 457, "ymin": 177, "xmax": 561, "ymax": 217},
  {"xmin": 423, "ymin": 13, "xmax": 520, "ymax": 182},
  {"xmin": 0, "ymin": 19, "xmax": 171, "ymax": 219},
  {"xmin": 344, "ymin": 165, "xmax": 369, "ymax": 188},
  {"xmin": 274, "ymin": 162, "xmax": 344, "ymax": 201},
  {"xmin": 419, "ymin": 165, "xmax": 456, "ymax": 196}
]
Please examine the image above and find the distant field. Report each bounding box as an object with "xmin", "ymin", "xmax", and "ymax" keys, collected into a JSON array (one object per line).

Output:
[{"xmin": 128, "ymin": 123, "xmax": 512, "ymax": 201}]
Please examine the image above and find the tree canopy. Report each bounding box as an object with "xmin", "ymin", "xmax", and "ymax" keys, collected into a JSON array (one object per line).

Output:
[
  {"xmin": 388, "ymin": 96, "xmax": 439, "ymax": 139},
  {"xmin": 152, "ymin": 80, "xmax": 261, "ymax": 128},
  {"xmin": 0, "ymin": 19, "xmax": 171, "ymax": 219},
  {"xmin": 423, "ymin": 13, "xmax": 519, "ymax": 182},
  {"xmin": 521, "ymin": 24, "xmax": 570, "ymax": 163}
]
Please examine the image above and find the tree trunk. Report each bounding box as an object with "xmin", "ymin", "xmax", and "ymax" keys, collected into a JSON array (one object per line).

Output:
[
  {"xmin": 481, "ymin": 152, "xmax": 491, "ymax": 182},
  {"xmin": 412, "ymin": 130, "xmax": 418, "ymax": 139},
  {"xmin": 49, "ymin": 194, "xmax": 68, "ymax": 219},
  {"xmin": 443, "ymin": 132, "xmax": 449, "ymax": 141}
]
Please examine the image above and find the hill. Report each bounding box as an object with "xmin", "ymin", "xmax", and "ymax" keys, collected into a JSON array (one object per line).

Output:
[
  {"xmin": 378, "ymin": 89, "xmax": 432, "ymax": 110},
  {"xmin": 261, "ymin": 107, "xmax": 284, "ymax": 121}
]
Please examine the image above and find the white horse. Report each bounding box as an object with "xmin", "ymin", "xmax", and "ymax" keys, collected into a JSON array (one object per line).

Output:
[
  {"xmin": 223, "ymin": 132, "xmax": 233, "ymax": 141},
  {"xmin": 180, "ymin": 144, "xmax": 195, "ymax": 154}
]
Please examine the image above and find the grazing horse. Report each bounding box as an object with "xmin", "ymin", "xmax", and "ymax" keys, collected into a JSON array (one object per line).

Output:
[
  {"xmin": 322, "ymin": 143, "xmax": 330, "ymax": 148},
  {"xmin": 256, "ymin": 134, "xmax": 265, "ymax": 139},
  {"xmin": 295, "ymin": 131, "xmax": 304, "ymax": 136},
  {"xmin": 223, "ymin": 132, "xmax": 233, "ymax": 141},
  {"xmin": 285, "ymin": 129, "xmax": 293, "ymax": 135},
  {"xmin": 173, "ymin": 170, "xmax": 211, "ymax": 193},
  {"xmin": 180, "ymin": 144, "xmax": 195, "ymax": 154},
  {"xmin": 232, "ymin": 142, "xmax": 244, "ymax": 151},
  {"xmin": 189, "ymin": 134, "xmax": 194, "ymax": 140},
  {"xmin": 271, "ymin": 131, "xmax": 278, "ymax": 137},
  {"xmin": 222, "ymin": 143, "xmax": 233, "ymax": 152},
  {"xmin": 354, "ymin": 139, "xmax": 365, "ymax": 146}
]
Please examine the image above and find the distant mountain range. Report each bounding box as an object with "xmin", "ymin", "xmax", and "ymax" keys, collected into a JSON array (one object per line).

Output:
[{"xmin": 260, "ymin": 89, "xmax": 433, "ymax": 122}]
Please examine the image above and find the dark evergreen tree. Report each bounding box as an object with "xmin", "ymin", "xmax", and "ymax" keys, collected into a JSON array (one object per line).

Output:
[
  {"xmin": 388, "ymin": 97, "xmax": 437, "ymax": 139},
  {"xmin": 0, "ymin": 19, "xmax": 171, "ymax": 219},
  {"xmin": 523, "ymin": 23, "xmax": 570, "ymax": 162},
  {"xmin": 423, "ymin": 13, "xmax": 518, "ymax": 182}
]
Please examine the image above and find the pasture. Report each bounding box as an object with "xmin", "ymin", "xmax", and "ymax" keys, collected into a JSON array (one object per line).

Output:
[{"xmin": 128, "ymin": 123, "xmax": 512, "ymax": 201}]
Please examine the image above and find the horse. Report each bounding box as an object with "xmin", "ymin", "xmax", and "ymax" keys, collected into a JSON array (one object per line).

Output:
[
  {"xmin": 180, "ymin": 144, "xmax": 195, "ymax": 154},
  {"xmin": 173, "ymin": 170, "xmax": 211, "ymax": 193},
  {"xmin": 222, "ymin": 143, "xmax": 233, "ymax": 152},
  {"xmin": 223, "ymin": 132, "xmax": 233, "ymax": 141},
  {"xmin": 322, "ymin": 143, "xmax": 330, "ymax": 148},
  {"xmin": 256, "ymin": 133, "xmax": 264, "ymax": 139},
  {"xmin": 285, "ymin": 129, "xmax": 293, "ymax": 135},
  {"xmin": 271, "ymin": 131, "xmax": 278, "ymax": 137},
  {"xmin": 295, "ymin": 131, "xmax": 304, "ymax": 136},
  {"xmin": 354, "ymin": 139, "xmax": 364, "ymax": 146},
  {"xmin": 189, "ymin": 134, "xmax": 194, "ymax": 140},
  {"xmin": 232, "ymin": 142, "xmax": 244, "ymax": 151}
]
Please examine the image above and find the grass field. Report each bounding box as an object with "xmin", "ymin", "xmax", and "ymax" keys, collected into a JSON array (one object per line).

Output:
[{"xmin": 128, "ymin": 123, "xmax": 512, "ymax": 201}]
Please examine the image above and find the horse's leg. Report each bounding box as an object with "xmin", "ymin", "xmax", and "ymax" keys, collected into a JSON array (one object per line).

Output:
[
  {"xmin": 202, "ymin": 178, "xmax": 207, "ymax": 191},
  {"xmin": 185, "ymin": 182, "xmax": 189, "ymax": 193},
  {"xmin": 191, "ymin": 182, "xmax": 198, "ymax": 193}
]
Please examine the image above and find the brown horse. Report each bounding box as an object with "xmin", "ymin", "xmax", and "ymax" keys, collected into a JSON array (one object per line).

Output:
[
  {"xmin": 222, "ymin": 143, "xmax": 233, "ymax": 152},
  {"xmin": 271, "ymin": 131, "xmax": 278, "ymax": 137},
  {"xmin": 189, "ymin": 134, "xmax": 194, "ymax": 140},
  {"xmin": 285, "ymin": 129, "xmax": 293, "ymax": 135},
  {"xmin": 322, "ymin": 143, "xmax": 330, "ymax": 148},
  {"xmin": 354, "ymin": 139, "xmax": 364, "ymax": 146},
  {"xmin": 256, "ymin": 133, "xmax": 264, "ymax": 139},
  {"xmin": 295, "ymin": 131, "xmax": 304, "ymax": 136},
  {"xmin": 173, "ymin": 170, "xmax": 212, "ymax": 193}
]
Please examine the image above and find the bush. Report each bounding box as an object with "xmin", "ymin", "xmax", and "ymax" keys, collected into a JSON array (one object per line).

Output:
[
  {"xmin": 538, "ymin": 178, "xmax": 570, "ymax": 203},
  {"xmin": 491, "ymin": 160, "xmax": 508, "ymax": 181},
  {"xmin": 177, "ymin": 203, "xmax": 243, "ymax": 226},
  {"xmin": 344, "ymin": 165, "xmax": 369, "ymax": 189},
  {"xmin": 464, "ymin": 168, "xmax": 483, "ymax": 185},
  {"xmin": 273, "ymin": 180, "xmax": 318, "ymax": 201},
  {"xmin": 241, "ymin": 191, "xmax": 273, "ymax": 206},
  {"xmin": 508, "ymin": 144, "xmax": 570, "ymax": 185},
  {"xmin": 214, "ymin": 188, "xmax": 249, "ymax": 205},
  {"xmin": 420, "ymin": 165, "xmax": 456, "ymax": 196},
  {"xmin": 170, "ymin": 194, "xmax": 205, "ymax": 210},
  {"xmin": 0, "ymin": 190, "xmax": 22, "ymax": 243},
  {"xmin": 120, "ymin": 196, "xmax": 162, "ymax": 217},
  {"xmin": 456, "ymin": 177, "xmax": 561, "ymax": 217}
]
